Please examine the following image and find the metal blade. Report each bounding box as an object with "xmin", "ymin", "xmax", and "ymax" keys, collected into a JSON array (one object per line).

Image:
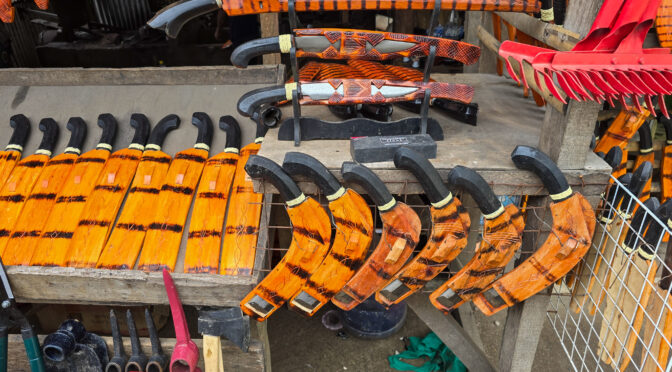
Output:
[
  {"xmin": 660, "ymin": 94, "xmax": 670, "ymax": 118},
  {"xmin": 576, "ymin": 71, "xmax": 606, "ymax": 98},
  {"xmin": 561, "ymin": 71, "xmax": 594, "ymax": 100},
  {"xmin": 637, "ymin": 71, "xmax": 669, "ymax": 94},
  {"xmin": 624, "ymin": 71, "xmax": 656, "ymax": 95},
  {"xmin": 556, "ymin": 71, "xmax": 583, "ymax": 101},
  {"xmin": 604, "ymin": 72, "xmax": 634, "ymax": 95},
  {"xmin": 614, "ymin": 71, "xmax": 646, "ymax": 95},
  {"xmin": 645, "ymin": 95, "xmax": 657, "ymax": 116},
  {"xmin": 632, "ymin": 95, "xmax": 644, "ymax": 113},
  {"xmin": 540, "ymin": 70, "xmax": 567, "ymax": 103}
]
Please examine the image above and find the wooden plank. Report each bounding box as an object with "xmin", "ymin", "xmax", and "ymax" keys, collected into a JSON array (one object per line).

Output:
[
  {"xmin": 260, "ymin": 14, "xmax": 281, "ymax": 65},
  {"xmin": 495, "ymin": 12, "xmax": 580, "ymax": 51},
  {"xmin": 464, "ymin": 12, "xmax": 497, "ymax": 74}
]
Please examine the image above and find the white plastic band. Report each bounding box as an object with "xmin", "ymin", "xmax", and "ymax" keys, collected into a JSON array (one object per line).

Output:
[
  {"xmin": 378, "ymin": 198, "xmax": 396, "ymax": 212},
  {"xmin": 64, "ymin": 147, "xmax": 81, "ymax": 154},
  {"xmin": 667, "ymin": 218, "xmax": 672, "ymax": 229},
  {"xmin": 194, "ymin": 143, "xmax": 210, "ymax": 151},
  {"xmin": 540, "ymin": 8, "xmax": 554, "ymax": 22},
  {"xmin": 483, "ymin": 205, "xmax": 505, "ymax": 220},
  {"xmin": 254, "ymin": 137, "xmax": 265, "ymax": 144},
  {"xmin": 622, "ymin": 244, "xmax": 635, "ymax": 254},
  {"xmin": 145, "ymin": 144, "xmax": 161, "ymax": 151},
  {"xmin": 640, "ymin": 147, "xmax": 654, "ymax": 154},
  {"xmin": 326, "ymin": 187, "xmax": 346, "ymax": 201},
  {"xmin": 128, "ymin": 143, "xmax": 145, "ymax": 151},
  {"xmin": 36, "ymin": 149, "xmax": 52, "ymax": 156},
  {"xmin": 598, "ymin": 215, "xmax": 613, "ymax": 224},
  {"xmin": 667, "ymin": 140, "xmax": 672, "ymax": 145},
  {"xmin": 97, "ymin": 143, "xmax": 113, "ymax": 151},
  {"xmin": 285, "ymin": 82, "xmax": 298, "ymax": 100},
  {"xmin": 550, "ymin": 187, "xmax": 573, "ymax": 201},
  {"xmin": 224, "ymin": 147, "xmax": 240, "ymax": 154},
  {"xmin": 431, "ymin": 192, "xmax": 453, "ymax": 209},
  {"xmin": 5, "ymin": 144, "xmax": 22, "ymax": 152},
  {"xmin": 215, "ymin": 0, "xmax": 222, "ymax": 5},
  {"xmin": 279, "ymin": 34, "xmax": 292, "ymax": 53},
  {"xmin": 286, "ymin": 193, "xmax": 306, "ymax": 207},
  {"xmin": 638, "ymin": 247, "xmax": 655, "ymax": 260}
]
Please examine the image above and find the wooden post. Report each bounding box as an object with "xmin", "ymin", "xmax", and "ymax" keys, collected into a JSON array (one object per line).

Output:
[
  {"xmin": 260, "ymin": 14, "xmax": 280, "ymax": 65},
  {"xmin": 464, "ymin": 12, "xmax": 496, "ymax": 74}
]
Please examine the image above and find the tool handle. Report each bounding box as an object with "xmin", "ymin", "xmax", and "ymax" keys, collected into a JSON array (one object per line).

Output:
[
  {"xmin": 219, "ymin": 116, "xmax": 241, "ymax": 150},
  {"xmin": 393, "ymin": 147, "xmax": 451, "ymax": 205},
  {"xmin": 37, "ymin": 118, "xmax": 59, "ymax": 153},
  {"xmin": 623, "ymin": 197, "xmax": 659, "ymax": 251},
  {"xmin": 638, "ymin": 121, "xmax": 653, "ymax": 152},
  {"xmin": 65, "ymin": 117, "xmax": 87, "ymax": 152},
  {"xmin": 147, "ymin": 0, "xmax": 219, "ymax": 38},
  {"xmin": 341, "ymin": 162, "xmax": 395, "ymax": 210},
  {"xmin": 129, "ymin": 114, "xmax": 151, "ymax": 147},
  {"xmin": 192, "ymin": 112, "xmax": 214, "ymax": 148},
  {"xmin": 641, "ymin": 198, "xmax": 672, "ymax": 259},
  {"xmin": 511, "ymin": 145, "xmax": 571, "ymax": 200},
  {"xmin": 622, "ymin": 161, "xmax": 653, "ymax": 214},
  {"xmin": 662, "ymin": 116, "xmax": 672, "ymax": 143},
  {"xmin": 604, "ymin": 146, "xmax": 623, "ymax": 170},
  {"xmin": 231, "ymin": 36, "xmax": 282, "ymax": 68},
  {"xmin": 96, "ymin": 113, "xmax": 118, "ymax": 148},
  {"xmin": 147, "ymin": 114, "xmax": 180, "ymax": 148},
  {"xmin": 283, "ymin": 152, "xmax": 342, "ymax": 197},
  {"xmin": 446, "ymin": 165, "xmax": 502, "ymax": 217},
  {"xmin": 8, "ymin": 114, "xmax": 30, "ymax": 149},
  {"xmin": 661, "ymin": 232, "xmax": 672, "ymax": 290},
  {"xmin": 245, "ymin": 155, "xmax": 304, "ymax": 204},
  {"xmin": 23, "ymin": 335, "xmax": 45, "ymax": 372},
  {"xmin": 238, "ymin": 85, "xmax": 286, "ymax": 117},
  {"xmin": 255, "ymin": 120, "xmax": 269, "ymax": 139},
  {"xmin": 0, "ymin": 326, "xmax": 7, "ymax": 372}
]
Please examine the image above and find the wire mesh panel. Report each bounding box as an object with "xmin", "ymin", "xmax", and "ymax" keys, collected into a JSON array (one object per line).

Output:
[{"xmin": 548, "ymin": 177, "xmax": 672, "ymax": 372}]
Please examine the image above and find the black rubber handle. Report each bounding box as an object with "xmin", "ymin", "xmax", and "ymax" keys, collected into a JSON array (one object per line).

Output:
[
  {"xmin": 129, "ymin": 114, "xmax": 151, "ymax": 146},
  {"xmin": 446, "ymin": 165, "xmax": 501, "ymax": 216},
  {"xmin": 97, "ymin": 113, "xmax": 118, "ymax": 147},
  {"xmin": 617, "ymin": 161, "xmax": 653, "ymax": 216},
  {"xmin": 147, "ymin": 114, "xmax": 180, "ymax": 147},
  {"xmin": 238, "ymin": 85, "xmax": 287, "ymax": 117},
  {"xmin": 640, "ymin": 198, "xmax": 672, "ymax": 259},
  {"xmin": 231, "ymin": 37, "xmax": 282, "ymax": 68},
  {"xmin": 341, "ymin": 162, "xmax": 395, "ymax": 209},
  {"xmin": 245, "ymin": 155, "xmax": 303, "ymax": 203},
  {"xmin": 511, "ymin": 145, "xmax": 570, "ymax": 199},
  {"xmin": 637, "ymin": 121, "xmax": 653, "ymax": 152},
  {"xmin": 147, "ymin": 0, "xmax": 220, "ymax": 38},
  {"xmin": 622, "ymin": 197, "xmax": 659, "ymax": 251},
  {"xmin": 283, "ymin": 152, "xmax": 342, "ymax": 197},
  {"xmin": 255, "ymin": 120, "xmax": 269, "ymax": 139},
  {"xmin": 662, "ymin": 115, "xmax": 672, "ymax": 142},
  {"xmin": 601, "ymin": 173, "xmax": 632, "ymax": 221},
  {"xmin": 8, "ymin": 114, "xmax": 30, "ymax": 148},
  {"xmin": 37, "ymin": 118, "xmax": 59, "ymax": 153},
  {"xmin": 604, "ymin": 146, "xmax": 622, "ymax": 170},
  {"xmin": 191, "ymin": 112, "xmax": 214, "ymax": 148},
  {"xmin": 393, "ymin": 147, "xmax": 451, "ymax": 205},
  {"xmin": 219, "ymin": 116, "xmax": 242, "ymax": 150},
  {"xmin": 65, "ymin": 117, "xmax": 87, "ymax": 151}
]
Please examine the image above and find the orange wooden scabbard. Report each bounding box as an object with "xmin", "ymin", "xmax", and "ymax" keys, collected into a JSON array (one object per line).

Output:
[
  {"xmin": 663, "ymin": 144, "xmax": 672, "ymax": 203},
  {"xmin": 473, "ymin": 194, "xmax": 596, "ymax": 316},
  {"xmin": 593, "ymin": 109, "xmax": 647, "ymax": 154},
  {"xmin": 332, "ymin": 202, "xmax": 421, "ymax": 311},
  {"xmin": 429, "ymin": 204, "xmax": 524, "ymax": 313},
  {"xmin": 376, "ymin": 197, "xmax": 470, "ymax": 307},
  {"xmin": 347, "ymin": 60, "xmax": 400, "ymax": 80},
  {"xmin": 0, "ymin": 150, "xmax": 22, "ymax": 189},
  {"xmin": 384, "ymin": 64, "xmax": 428, "ymax": 81},
  {"xmin": 183, "ymin": 150, "xmax": 239, "ymax": 273},
  {"xmin": 66, "ymin": 149, "xmax": 143, "ymax": 267},
  {"xmin": 240, "ymin": 197, "xmax": 332, "ymax": 321},
  {"xmin": 287, "ymin": 189, "xmax": 374, "ymax": 316},
  {"xmin": 318, "ymin": 63, "xmax": 366, "ymax": 79},
  {"xmin": 96, "ymin": 150, "xmax": 172, "ymax": 270},
  {"xmin": 136, "ymin": 148, "xmax": 208, "ymax": 272},
  {"xmin": 220, "ymin": 140, "xmax": 264, "ymax": 276}
]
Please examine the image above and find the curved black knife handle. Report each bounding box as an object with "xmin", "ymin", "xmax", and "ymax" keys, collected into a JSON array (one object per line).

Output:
[
  {"xmin": 191, "ymin": 112, "xmax": 214, "ymax": 148},
  {"xmin": 147, "ymin": 0, "xmax": 220, "ymax": 38},
  {"xmin": 662, "ymin": 115, "xmax": 672, "ymax": 143},
  {"xmin": 65, "ymin": 117, "xmax": 87, "ymax": 152},
  {"xmin": 638, "ymin": 121, "xmax": 653, "ymax": 152},
  {"xmin": 147, "ymin": 114, "xmax": 180, "ymax": 148},
  {"xmin": 255, "ymin": 120, "xmax": 270, "ymax": 140},
  {"xmin": 604, "ymin": 146, "xmax": 622, "ymax": 170},
  {"xmin": 622, "ymin": 197, "xmax": 659, "ymax": 252},
  {"xmin": 622, "ymin": 161, "xmax": 653, "ymax": 214},
  {"xmin": 393, "ymin": 147, "xmax": 451, "ymax": 206},
  {"xmin": 446, "ymin": 166, "xmax": 501, "ymax": 217},
  {"xmin": 238, "ymin": 85, "xmax": 287, "ymax": 118},
  {"xmin": 219, "ymin": 116, "xmax": 242, "ymax": 150},
  {"xmin": 129, "ymin": 114, "xmax": 151, "ymax": 146},
  {"xmin": 341, "ymin": 162, "xmax": 395, "ymax": 210},
  {"xmin": 601, "ymin": 173, "xmax": 632, "ymax": 222},
  {"xmin": 245, "ymin": 155, "xmax": 303, "ymax": 204},
  {"xmin": 97, "ymin": 113, "xmax": 118, "ymax": 147},
  {"xmin": 283, "ymin": 152, "xmax": 342, "ymax": 197},
  {"xmin": 640, "ymin": 198, "xmax": 672, "ymax": 259},
  {"xmin": 37, "ymin": 118, "xmax": 59, "ymax": 153},
  {"xmin": 8, "ymin": 114, "xmax": 30, "ymax": 149},
  {"xmin": 511, "ymin": 145, "xmax": 571, "ymax": 201},
  {"xmin": 254, "ymin": 105, "xmax": 282, "ymax": 128},
  {"xmin": 231, "ymin": 37, "xmax": 282, "ymax": 68}
]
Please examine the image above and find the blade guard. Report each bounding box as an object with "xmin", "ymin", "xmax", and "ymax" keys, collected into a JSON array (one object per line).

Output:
[
  {"xmin": 147, "ymin": 115, "xmax": 181, "ymax": 148},
  {"xmin": 37, "ymin": 118, "xmax": 59, "ymax": 153},
  {"xmin": 282, "ymin": 152, "xmax": 342, "ymax": 197},
  {"xmin": 238, "ymin": 85, "xmax": 287, "ymax": 118},
  {"xmin": 65, "ymin": 117, "xmax": 88, "ymax": 152},
  {"xmin": 219, "ymin": 116, "xmax": 242, "ymax": 150},
  {"xmin": 622, "ymin": 197, "xmax": 659, "ymax": 253},
  {"xmin": 163, "ymin": 269, "xmax": 201, "ymax": 372},
  {"xmin": 446, "ymin": 166, "xmax": 501, "ymax": 217},
  {"xmin": 245, "ymin": 155, "xmax": 303, "ymax": 204},
  {"xmin": 511, "ymin": 145, "xmax": 572, "ymax": 201},
  {"xmin": 129, "ymin": 114, "xmax": 151, "ymax": 147},
  {"xmin": 231, "ymin": 37, "xmax": 282, "ymax": 68},
  {"xmin": 191, "ymin": 112, "xmax": 214, "ymax": 149},
  {"xmin": 8, "ymin": 114, "xmax": 30, "ymax": 149},
  {"xmin": 341, "ymin": 162, "xmax": 395, "ymax": 210},
  {"xmin": 393, "ymin": 147, "xmax": 451, "ymax": 206},
  {"xmin": 97, "ymin": 114, "xmax": 118, "ymax": 148},
  {"xmin": 147, "ymin": 0, "xmax": 219, "ymax": 38}
]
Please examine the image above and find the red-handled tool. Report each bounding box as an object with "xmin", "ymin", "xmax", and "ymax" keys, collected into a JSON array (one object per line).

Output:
[{"xmin": 163, "ymin": 269, "xmax": 201, "ymax": 372}]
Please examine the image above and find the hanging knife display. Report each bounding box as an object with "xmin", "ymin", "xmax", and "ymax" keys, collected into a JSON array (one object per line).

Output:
[
  {"xmin": 332, "ymin": 162, "xmax": 421, "ymax": 311},
  {"xmin": 429, "ymin": 166, "xmax": 524, "ymax": 313},
  {"xmin": 0, "ymin": 118, "xmax": 58, "ymax": 255},
  {"xmin": 136, "ymin": 113, "xmax": 213, "ymax": 272},
  {"xmin": 282, "ymin": 152, "xmax": 374, "ymax": 317},
  {"xmin": 231, "ymin": 29, "xmax": 480, "ymax": 67},
  {"xmin": 0, "ymin": 115, "xmax": 30, "ymax": 189},
  {"xmin": 183, "ymin": 116, "xmax": 241, "ymax": 274},
  {"xmin": 376, "ymin": 147, "xmax": 470, "ymax": 307},
  {"xmin": 472, "ymin": 146, "xmax": 596, "ymax": 315},
  {"xmin": 96, "ymin": 115, "xmax": 179, "ymax": 270},
  {"xmin": 1, "ymin": 118, "xmax": 87, "ymax": 266},
  {"xmin": 239, "ymin": 155, "xmax": 332, "ymax": 321}
]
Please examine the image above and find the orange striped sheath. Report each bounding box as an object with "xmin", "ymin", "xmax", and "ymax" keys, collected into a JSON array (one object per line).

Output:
[
  {"xmin": 2, "ymin": 118, "xmax": 87, "ymax": 266},
  {"xmin": 0, "ymin": 118, "xmax": 58, "ymax": 256},
  {"xmin": 376, "ymin": 148, "xmax": 470, "ymax": 307},
  {"xmin": 282, "ymin": 152, "xmax": 374, "ymax": 317},
  {"xmin": 318, "ymin": 63, "xmax": 366, "ymax": 79},
  {"xmin": 95, "ymin": 115, "xmax": 180, "ymax": 270},
  {"xmin": 240, "ymin": 156, "xmax": 332, "ymax": 321},
  {"xmin": 662, "ymin": 117, "xmax": 672, "ymax": 202},
  {"xmin": 656, "ymin": 0, "xmax": 672, "ymax": 49},
  {"xmin": 347, "ymin": 60, "xmax": 399, "ymax": 80},
  {"xmin": 136, "ymin": 113, "xmax": 213, "ymax": 272},
  {"xmin": 332, "ymin": 162, "xmax": 421, "ymax": 311},
  {"xmin": 30, "ymin": 115, "xmax": 119, "ymax": 267},
  {"xmin": 183, "ymin": 116, "xmax": 241, "ymax": 274},
  {"xmin": 0, "ymin": 115, "xmax": 30, "ymax": 189},
  {"xmin": 0, "ymin": 0, "xmax": 14, "ymax": 23},
  {"xmin": 430, "ymin": 166, "xmax": 524, "ymax": 313},
  {"xmin": 634, "ymin": 121, "xmax": 654, "ymax": 201},
  {"xmin": 384, "ymin": 64, "xmax": 427, "ymax": 81},
  {"xmin": 593, "ymin": 109, "xmax": 648, "ymax": 154}
]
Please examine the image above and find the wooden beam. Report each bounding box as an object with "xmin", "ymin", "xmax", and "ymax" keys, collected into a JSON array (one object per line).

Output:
[
  {"xmin": 494, "ymin": 12, "xmax": 580, "ymax": 51},
  {"xmin": 260, "ymin": 14, "xmax": 281, "ymax": 65}
]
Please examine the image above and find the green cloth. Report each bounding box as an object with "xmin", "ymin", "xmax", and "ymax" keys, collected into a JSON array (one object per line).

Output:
[{"xmin": 388, "ymin": 332, "xmax": 467, "ymax": 372}]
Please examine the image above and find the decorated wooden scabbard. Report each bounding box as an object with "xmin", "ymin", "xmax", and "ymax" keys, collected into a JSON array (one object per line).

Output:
[
  {"xmin": 136, "ymin": 113, "xmax": 213, "ymax": 272},
  {"xmin": 237, "ymin": 79, "xmax": 474, "ymax": 118},
  {"xmin": 593, "ymin": 109, "xmax": 647, "ymax": 155},
  {"xmin": 661, "ymin": 116, "xmax": 672, "ymax": 202},
  {"xmin": 231, "ymin": 28, "xmax": 480, "ymax": 68},
  {"xmin": 429, "ymin": 166, "xmax": 524, "ymax": 313},
  {"xmin": 219, "ymin": 123, "xmax": 268, "ymax": 276},
  {"xmin": 2, "ymin": 118, "xmax": 87, "ymax": 266},
  {"xmin": 634, "ymin": 121, "xmax": 654, "ymax": 201},
  {"xmin": 30, "ymin": 115, "xmax": 121, "ymax": 267},
  {"xmin": 332, "ymin": 162, "xmax": 421, "ymax": 311},
  {"xmin": 0, "ymin": 115, "xmax": 30, "ymax": 189},
  {"xmin": 239, "ymin": 155, "xmax": 332, "ymax": 321},
  {"xmin": 472, "ymin": 146, "xmax": 596, "ymax": 316},
  {"xmin": 0, "ymin": 118, "xmax": 58, "ymax": 256},
  {"xmin": 282, "ymin": 152, "xmax": 374, "ymax": 317},
  {"xmin": 96, "ymin": 115, "xmax": 179, "ymax": 270},
  {"xmin": 376, "ymin": 147, "xmax": 470, "ymax": 307},
  {"xmin": 183, "ymin": 116, "xmax": 241, "ymax": 274}
]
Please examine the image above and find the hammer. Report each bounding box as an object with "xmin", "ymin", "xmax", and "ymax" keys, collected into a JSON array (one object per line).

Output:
[{"xmin": 197, "ymin": 308, "xmax": 250, "ymax": 372}]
